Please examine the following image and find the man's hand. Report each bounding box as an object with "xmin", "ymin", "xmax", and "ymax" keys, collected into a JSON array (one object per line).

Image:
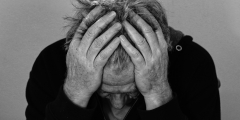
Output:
[
  {"xmin": 64, "ymin": 6, "xmax": 122, "ymax": 108},
  {"xmin": 120, "ymin": 9, "xmax": 172, "ymax": 110}
]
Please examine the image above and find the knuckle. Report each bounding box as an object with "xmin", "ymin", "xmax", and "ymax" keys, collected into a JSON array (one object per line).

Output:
[
  {"xmin": 81, "ymin": 18, "xmax": 89, "ymax": 28},
  {"xmin": 87, "ymin": 11, "xmax": 94, "ymax": 20},
  {"xmin": 99, "ymin": 53, "xmax": 108, "ymax": 60},
  {"xmin": 85, "ymin": 29, "xmax": 94, "ymax": 38},
  {"xmin": 137, "ymin": 38, "xmax": 146, "ymax": 46},
  {"xmin": 95, "ymin": 23, "xmax": 104, "ymax": 32},
  {"xmin": 82, "ymin": 11, "xmax": 88, "ymax": 18},
  {"xmin": 132, "ymin": 51, "xmax": 141, "ymax": 58},
  {"xmin": 84, "ymin": 19, "xmax": 91, "ymax": 28},
  {"xmin": 94, "ymin": 37, "xmax": 104, "ymax": 48},
  {"xmin": 143, "ymin": 27, "xmax": 153, "ymax": 34},
  {"xmin": 106, "ymin": 43, "xmax": 115, "ymax": 51},
  {"xmin": 76, "ymin": 27, "xmax": 85, "ymax": 34}
]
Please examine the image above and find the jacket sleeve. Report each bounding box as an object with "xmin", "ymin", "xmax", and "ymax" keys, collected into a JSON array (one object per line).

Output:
[
  {"xmin": 137, "ymin": 42, "xmax": 221, "ymax": 120},
  {"xmin": 45, "ymin": 86, "xmax": 98, "ymax": 120},
  {"xmin": 137, "ymin": 94, "xmax": 187, "ymax": 120},
  {"xmin": 25, "ymin": 47, "xmax": 97, "ymax": 120}
]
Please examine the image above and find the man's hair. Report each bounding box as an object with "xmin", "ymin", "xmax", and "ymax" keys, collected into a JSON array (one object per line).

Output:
[{"xmin": 64, "ymin": 0, "xmax": 171, "ymax": 74}]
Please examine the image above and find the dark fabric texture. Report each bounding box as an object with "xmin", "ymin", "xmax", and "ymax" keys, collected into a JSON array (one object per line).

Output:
[{"xmin": 25, "ymin": 28, "xmax": 221, "ymax": 120}]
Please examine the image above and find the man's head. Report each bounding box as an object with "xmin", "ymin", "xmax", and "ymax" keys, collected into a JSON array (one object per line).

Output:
[{"xmin": 65, "ymin": 0, "xmax": 170, "ymax": 109}]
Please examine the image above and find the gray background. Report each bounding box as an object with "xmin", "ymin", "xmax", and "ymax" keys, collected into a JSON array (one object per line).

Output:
[{"xmin": 0, "ymin": 0, "xmax": 240, "ymax": 119}]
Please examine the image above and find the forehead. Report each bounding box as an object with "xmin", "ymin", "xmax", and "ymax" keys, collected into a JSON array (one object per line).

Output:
[{"xmin": 100, "ymin": 82, "xmax": 136, "ymax": 93}]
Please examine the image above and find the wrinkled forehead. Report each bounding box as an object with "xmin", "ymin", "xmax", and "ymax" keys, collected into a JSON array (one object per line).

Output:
[{"xmin": 97, "ymin": 83, "xmax": 140, "ymax": 97}]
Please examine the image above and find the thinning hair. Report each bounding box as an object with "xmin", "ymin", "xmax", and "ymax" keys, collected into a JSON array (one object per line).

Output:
[{"xmin": 64, "ymin": 0, "xmax": 171, "ymax": 74}]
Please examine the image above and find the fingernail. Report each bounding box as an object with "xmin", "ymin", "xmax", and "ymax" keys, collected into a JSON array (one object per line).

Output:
[
  {"xmin": 115, "ymin": 37, "xmax": 121, "ymax": 43},
  {"xmin": 97, "ymin": 6, "xmax": 103, "ymax": 10},
  {"xmin": 120, "ymin": 35, "xmax": 125, "ymax": 42},
  {"xmin": 115, "ymin": 22, "xmax": 122, "ymax": 29},
  {"xmin": 110, "ymin": 11, "xmax": 116, "ymax": 16}
]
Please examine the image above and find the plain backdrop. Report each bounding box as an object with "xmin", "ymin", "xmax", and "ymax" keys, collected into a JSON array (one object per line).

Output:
[{"xmin": 0, "ymin": 0, "xmax": 240, "ymax": 119}]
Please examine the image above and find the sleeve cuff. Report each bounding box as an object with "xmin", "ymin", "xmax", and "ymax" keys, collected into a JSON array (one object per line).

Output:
[
  {"xmin": 46, "ymin": 86, "xmax": 98, "ymax": 120},
  {"xmin": 137, "ymin": 93, "xmax": 186, "ymax": 120}
]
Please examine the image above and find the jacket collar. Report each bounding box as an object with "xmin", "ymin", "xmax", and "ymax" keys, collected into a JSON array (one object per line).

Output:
[{"xmin": 169, "ymin": 26, "xmax": 184, "ymax": 49}]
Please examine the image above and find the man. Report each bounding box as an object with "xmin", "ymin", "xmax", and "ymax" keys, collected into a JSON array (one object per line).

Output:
[{"xmin": 25, "ymin": 0, "xmax": 221, "ymax": 119}]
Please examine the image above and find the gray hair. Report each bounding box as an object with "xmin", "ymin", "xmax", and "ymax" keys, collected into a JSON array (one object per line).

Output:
[{"xmin": 64, "ymin": 0, "xmax": 171, "ymax": 74}]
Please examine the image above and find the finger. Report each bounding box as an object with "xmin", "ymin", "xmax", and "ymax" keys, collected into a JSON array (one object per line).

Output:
[
  {"xmin": 156, "ymin": 30, "xmax": 168, "ymax": 51},
  {"xmin": 80, "ymin": 11, "xmax": 116, "ymax": 54},
  {"xmin": 136, "ymin": 8, "xmax": 168, "ymax": 52},
  {"xmin": 120, "ymin": 35, "xmax": 145, "ymax": 70},
  {"xmin": 136, "ymin": 7, "xmax": 167, "ymax": 56},
  {"xmin": 94, "ymin": 37, "xmax": 120, "ymax": 69},
  {"xmin": 122, "ymin": 21, "xmax": 151, "ymax": 61},
  {"xmin": 88, "ymin": 22, "xmax": 122, "ymax": 61},
  {"xmin": 136, "ymin": 7, "xmax": 161, "ymax": 31},
  {"xmin": 73, "ymin": 6, "xmax": 104, "ymax": 42},
  {"xmin": 128, "ymin": 10, "xmax": 159, "ymax": 56}
]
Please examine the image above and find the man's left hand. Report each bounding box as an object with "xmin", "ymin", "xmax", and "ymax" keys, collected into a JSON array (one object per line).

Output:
[{"xmin": 120, "ymin": 10, "xmax": 172, "ymax": 110}]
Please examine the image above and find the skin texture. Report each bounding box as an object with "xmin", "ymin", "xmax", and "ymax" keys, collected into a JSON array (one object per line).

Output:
[
  {"xmin": 64, "ymin": 6, "xmax": 122, "ymax": 107},
  {"xmin": 64, "ymin": 0, "xmax": 172, "ymax": 115},
  {"xmin": 121, "ymin": 10, "xmax": 172, "ymax": 110}
]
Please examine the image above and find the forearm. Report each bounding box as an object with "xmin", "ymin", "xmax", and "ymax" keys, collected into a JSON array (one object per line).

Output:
[
  {"xmin": 45, "ymin": 85, "xmax": 98, "ymax": 120},
  {"xmin": 138, "ymin": 93, "xmax": 187, "ymax": 120}
]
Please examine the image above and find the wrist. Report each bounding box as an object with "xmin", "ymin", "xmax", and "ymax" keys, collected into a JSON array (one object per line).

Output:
[
  {"xmin": 63, "ymin": 84, "xmax": 91, "ymax": 108},
  {"xmin": 143, "ymin": 87, "xmax": 172, "ymax": 110}
]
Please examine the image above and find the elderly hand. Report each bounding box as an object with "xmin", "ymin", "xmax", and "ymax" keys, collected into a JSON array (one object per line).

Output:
[
  {"xmin": 64, "ymin": 6, "xmax": 122, "ymax": 108},
  {"xmin": 120, "ymin": 9, "xmax": 172, "ymax": 110}
]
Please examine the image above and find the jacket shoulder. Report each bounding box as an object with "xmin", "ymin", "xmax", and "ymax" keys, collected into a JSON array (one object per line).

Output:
[
  {"xmin": 170, "ymin": 35, "xmax": 214, "ymax": 64},
  {"xmin": 32, "ymin": 38, "xmax": 67, "ymax": 87},
  {"xmin": 40, "ymin": 38, "xmax": 67, "ymax": 57},
  {"xmin": 169, "ymin": 35, "xmax": 217, "ymax": 81}
]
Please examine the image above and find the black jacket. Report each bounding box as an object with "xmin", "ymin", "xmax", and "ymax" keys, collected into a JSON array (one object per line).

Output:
[{"xmin": 25, "ymin": 28, "xmax": 221, "ymax": 120}]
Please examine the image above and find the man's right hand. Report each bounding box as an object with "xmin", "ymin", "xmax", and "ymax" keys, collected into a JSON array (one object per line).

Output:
[{"xmin": 64, "ymin": 6, "xmax": 122, "ymax": 108}]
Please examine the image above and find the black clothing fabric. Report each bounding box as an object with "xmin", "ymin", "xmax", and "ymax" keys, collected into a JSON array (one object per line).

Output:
[{"xmin": 25, "ymin": 28, "xmax": 221, "ymax": 120}]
